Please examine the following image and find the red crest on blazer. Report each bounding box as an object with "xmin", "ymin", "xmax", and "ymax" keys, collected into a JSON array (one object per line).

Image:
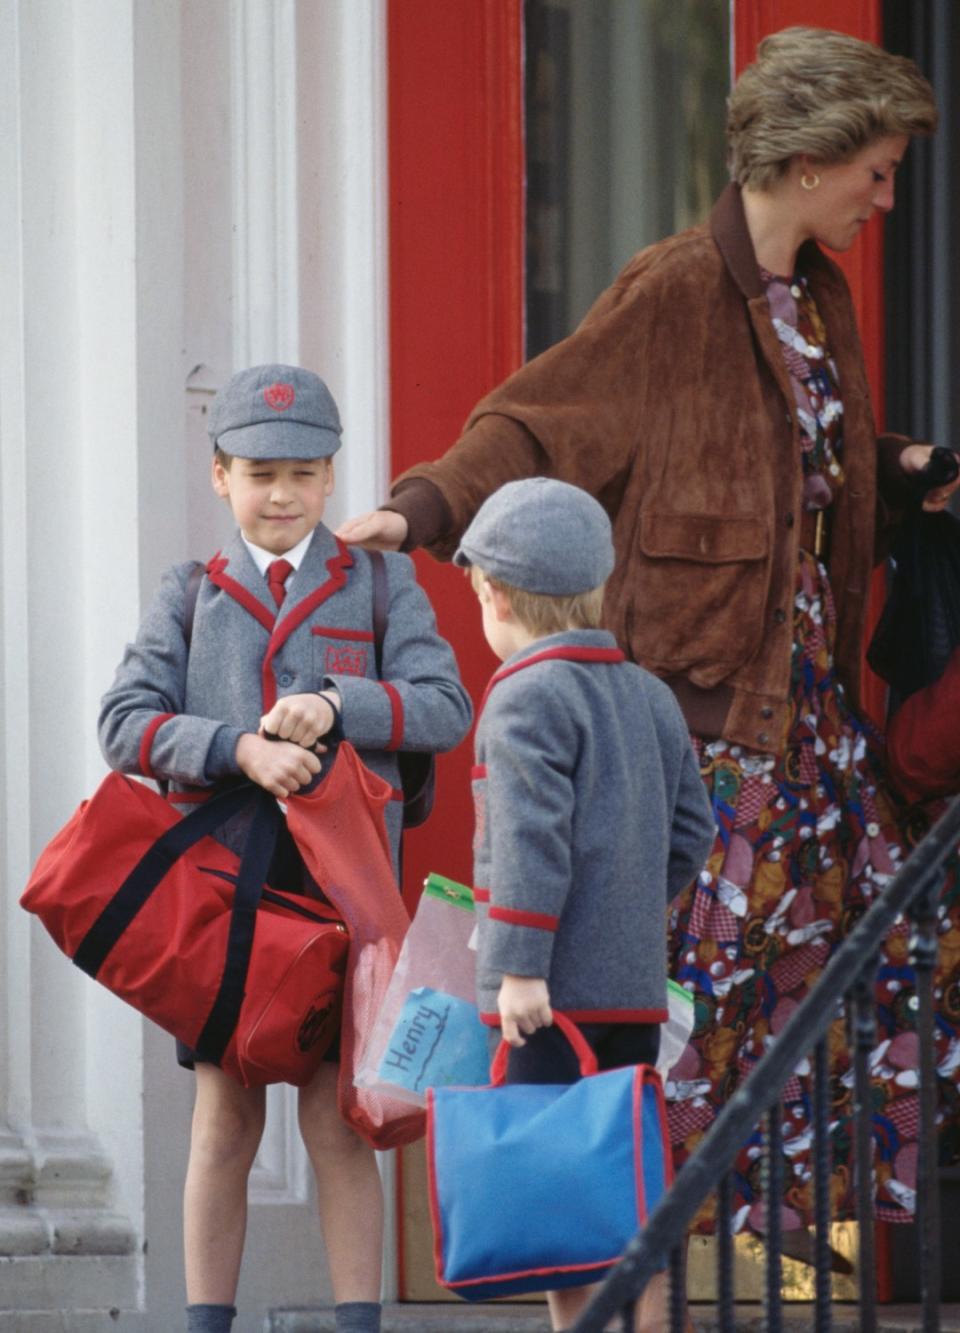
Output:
[
  {"xmin": 325, "ymin": 645, "xmax": 368, "ymax": 677},
  {"xmin": 264, "ymin": 382, "xmax": 295, "ymax": 412}
]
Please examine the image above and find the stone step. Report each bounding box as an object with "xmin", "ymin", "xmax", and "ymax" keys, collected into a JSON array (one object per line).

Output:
[{"xmin": 269, "ymin": 1302, "xmax": 960, "ymax": 1332}]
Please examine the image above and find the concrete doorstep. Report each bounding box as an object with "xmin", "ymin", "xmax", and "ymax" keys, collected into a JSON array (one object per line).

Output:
[{"xmin": 269, "ymin": 1302, "xmax": 960, "ymax": 1332}]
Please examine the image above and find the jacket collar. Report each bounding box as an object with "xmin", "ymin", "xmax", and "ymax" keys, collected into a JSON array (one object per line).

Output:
[
  {"xmin": 709, "ymin": 182, "xmax": 841, "ymax": 302},
  {"xmin": 499, "ymin": 628, "xmax": 621, "ymax": 671},
  {"xmin": 480, "ymin": 629, "xmax": 624, "ymax": 715},
  {"xmin": 213, "ymin": 524, "xmax": 343, "ymax": 620}
]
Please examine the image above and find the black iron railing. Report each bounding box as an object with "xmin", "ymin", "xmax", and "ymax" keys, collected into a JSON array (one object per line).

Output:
[{"xmin": 572, "ymin": 792, "xmax": 960, "ymax": 1333}]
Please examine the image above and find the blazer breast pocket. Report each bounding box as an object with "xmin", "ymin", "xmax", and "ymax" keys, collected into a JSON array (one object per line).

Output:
[{"xmin": 311, "ymin": 626, "xmax": 375, "ymax": 683}]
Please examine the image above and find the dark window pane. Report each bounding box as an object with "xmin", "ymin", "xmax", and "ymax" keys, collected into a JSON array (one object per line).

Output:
[{"xmin": 524, "ymin": 0, "xmax": 731, "ymax": 359}]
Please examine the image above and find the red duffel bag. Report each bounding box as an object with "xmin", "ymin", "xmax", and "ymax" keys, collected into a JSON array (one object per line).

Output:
[{"xmin": 20, "ymin": 765, "xmax": 349, "ymax": 1088}]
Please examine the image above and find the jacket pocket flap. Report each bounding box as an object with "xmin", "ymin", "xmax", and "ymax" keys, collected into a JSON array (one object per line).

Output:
[{"xmin": 640, "ymin": 512, "xmax": 768, "ymax": 563}]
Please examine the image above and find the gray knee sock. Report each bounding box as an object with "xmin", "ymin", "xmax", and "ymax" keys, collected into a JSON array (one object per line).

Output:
[
  {"xmin": 186, "ymin": 1304, "xmax": 236, "ymax": 1333},
  {"xmin": 334, "ymin": 1301, "xmax": 381, "ymax": 1333}
]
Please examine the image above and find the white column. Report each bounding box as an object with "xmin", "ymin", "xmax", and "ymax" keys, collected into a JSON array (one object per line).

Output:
[
  {"xmin": 0, "ymin": 0, "xmax": 189, "ymax": 1322},
  {"xmin": 296, "ymin": 0, "xmax": 391, "ymax": 527}
]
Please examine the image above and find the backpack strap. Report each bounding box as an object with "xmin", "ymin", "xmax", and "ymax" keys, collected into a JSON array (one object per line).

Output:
[
  {"xmin": 182, "ymin": 561, "xmax": 206, "ymax": 650},
  {"xmin": 369, "ymin": 549, "xmax": 388, "ymax": 678},
  {"xmin": 366, "ymin": 549, "xmax": 436, "ymax": 829}
]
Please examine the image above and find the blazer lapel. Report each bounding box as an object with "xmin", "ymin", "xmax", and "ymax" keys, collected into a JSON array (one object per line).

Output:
[{"xmin": 206, "ymin": 532, "xmax": 276, "ymax": 632}]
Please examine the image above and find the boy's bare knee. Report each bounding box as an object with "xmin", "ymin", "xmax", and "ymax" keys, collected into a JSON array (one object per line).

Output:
[
  {"xmin": 190, "ymin": 1070, "xmax": 266, "ymax": 1171},
  {"xmin": 297, "ymin": 1065, "xmax": 364, "ymax": 1162}
]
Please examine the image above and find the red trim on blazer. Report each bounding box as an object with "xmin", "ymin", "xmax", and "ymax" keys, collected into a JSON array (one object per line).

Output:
[
  {"xmin": 380, "ymin": 681, "xmax": 404, "ymax": 751},
  {"xmin": 472, "ymin": 886, "xmax": 490, "ymax": 902},
  {"xmin": 311, "ymin": 626, "xmax": 375, "ymax": 641},
  {"xmin": 470, "ymin": 764, "xmax": 487, "ymax": 780},
  {"xmin": 205, "ymin": 553, "xmax": 275, "ymax": 632},
  {"xmin": 479, "ymin": 1007, "xmax": 667, "ymax": 1026},
  {"xmin": 488, "ymin": 905, "xmax": 559, "ymax": 931},
  {"xmin": 479, "ymin": 645, "xmax": 626, "ymax": 715},
  {"xmin": 138, "ymin": 713, "xmax": 175, "ymax": 779},
  {"xmin": 389, "ymin": 786, "xmax": 404, "ymax": 803},
  {"xmin": 261, "ymin": 540, "xmax": 354, "ymax": 710}
]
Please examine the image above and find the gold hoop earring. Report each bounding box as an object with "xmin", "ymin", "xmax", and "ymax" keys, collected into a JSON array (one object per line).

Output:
[{"xmin": 800, "ymin": 171, "xmax": 821, "ymax": 191}]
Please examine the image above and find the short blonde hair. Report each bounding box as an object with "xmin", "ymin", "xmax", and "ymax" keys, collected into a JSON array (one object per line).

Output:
[
  {"xmin": 727, "ymin": 26, "xmax": 937, "ymax": 190},
  {"xmin": 469, "ymin": 565, "xmax": 606, "ymax": 636}
]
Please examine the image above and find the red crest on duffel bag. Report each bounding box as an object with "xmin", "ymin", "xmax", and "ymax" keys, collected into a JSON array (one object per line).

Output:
[{"xmin": 264, "ymin": 381, "xmax": 295, "ymax": 411}]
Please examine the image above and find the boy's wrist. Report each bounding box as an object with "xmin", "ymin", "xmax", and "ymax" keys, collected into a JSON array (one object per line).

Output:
[
  {"xmin": 205, "ymin": 724, "xmax": 246, "ymax": 779},
  {"xmin": 316, "ymin": 688, "xmax": 344, "ymax": 742}
]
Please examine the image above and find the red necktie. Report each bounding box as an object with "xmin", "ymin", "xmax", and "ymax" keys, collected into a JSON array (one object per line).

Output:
[{"xmin": 266, "ymin": 558, "xmax": 293, "ymax": 609}]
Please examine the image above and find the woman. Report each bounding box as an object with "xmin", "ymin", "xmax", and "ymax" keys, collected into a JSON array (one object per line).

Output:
[{"xmin": 342, "ymin": 20, "xmax": 956, "ymax": 1305}]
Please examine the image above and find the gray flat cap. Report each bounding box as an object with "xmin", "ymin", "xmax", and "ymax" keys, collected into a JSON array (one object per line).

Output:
[
  {"xmin": 208, "ymin": 364, "xmax": 342, "ymax": 459},
  {"xmin": 454, "ymin": 478, "xmax": 615, "ymax": 595}
]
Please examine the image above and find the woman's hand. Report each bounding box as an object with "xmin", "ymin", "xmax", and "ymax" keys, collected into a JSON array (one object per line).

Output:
[
  {"xmin": 899, "ymin": 444, "xmax": 960, "ymax": 512},
  {"xmin": 497, "ymin": 974, "xmax": 553, "ymax": 1048},
  {"xmin": 335, "ymin": 509, "xmax": 409, "ymax": 550}
]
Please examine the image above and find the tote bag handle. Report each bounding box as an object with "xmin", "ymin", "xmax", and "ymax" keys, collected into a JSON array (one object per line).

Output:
[{"xmin": 489, "ymin": 1010, "xmax": 599, "ymax": 1086}]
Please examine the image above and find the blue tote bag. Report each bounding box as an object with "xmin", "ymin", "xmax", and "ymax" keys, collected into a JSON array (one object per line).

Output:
[{"xmin": 426, "ymin": 1012, "xmax": 672, "ymax": 1300}]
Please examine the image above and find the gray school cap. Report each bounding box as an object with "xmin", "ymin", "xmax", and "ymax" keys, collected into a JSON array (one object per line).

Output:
[
  {"xmin": 453, "ymin": 477, "xmax": 615, "ymax": 595},
  {"xmin": 208, "ymin": 364, "xmax": 342, "ymax": 459}
]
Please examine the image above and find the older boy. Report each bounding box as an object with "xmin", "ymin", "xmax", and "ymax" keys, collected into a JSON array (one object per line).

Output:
[
  {"xmin": 455, "ymin": 477, "xmax": 714, "ymax": 1333},
  {"xmin": 98, "ymin": 365, "xmax": 472, "ymax": 1333}
]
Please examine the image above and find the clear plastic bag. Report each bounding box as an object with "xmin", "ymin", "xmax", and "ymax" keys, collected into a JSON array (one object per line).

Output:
[
  {"xmin": 658, "ymin": 979, "xmax": 694, "ymax": 1078},
  {"xmin": 355, "ymin": 873, "xmax": 489, "ymax": 1104}
]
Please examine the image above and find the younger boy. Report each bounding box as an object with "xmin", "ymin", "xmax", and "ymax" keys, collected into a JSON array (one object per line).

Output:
[
  {"xmin": 454, "ymin": 477, "xmax": 715, "ymax": 1333},
  {"xmin": 98, "ymin": 365, "xmax": 472, "ymax": 1333}
]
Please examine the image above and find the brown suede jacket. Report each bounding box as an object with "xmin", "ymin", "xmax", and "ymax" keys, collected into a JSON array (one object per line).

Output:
[{"xmin": 388, "ymin": 184, "xmax": 914, "ymax": 754}]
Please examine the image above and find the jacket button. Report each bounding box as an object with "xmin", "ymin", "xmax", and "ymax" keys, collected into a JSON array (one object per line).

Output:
[
  {"xmin": 761, "ymin": 706, "xmax": 774, "ymax": 719},
  {"xmin": 785, "ymin": 411, "xmax": 793, "ymax": 425},
  {"xmin": 774, "ymin": 609, "xmax": 786, "ymax": 625},
  {"xmin": 785, "ymin": 512, "xmax": 795, "ymax": 528},
  {"xmin": 278, "ymin": 672, "xmax": 293, "ymax": 687},
  {"xmin": 757, "ymin": 732, "xmax": 771, "ymax": 747}
]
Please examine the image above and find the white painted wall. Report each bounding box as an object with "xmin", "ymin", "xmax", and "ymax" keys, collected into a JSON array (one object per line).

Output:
[{"xmin": 0, "ymin": 1, "xmax": 390, "ymax": 1327}]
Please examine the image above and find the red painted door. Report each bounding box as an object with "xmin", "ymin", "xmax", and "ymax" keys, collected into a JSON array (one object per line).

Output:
[
  {"xmin": 387, "ymin": 0, "xmax": 525, "ymax": 910},
  {"xmin": 387, "ymin": 1, "xmax": 525, "ymax": 1299}
]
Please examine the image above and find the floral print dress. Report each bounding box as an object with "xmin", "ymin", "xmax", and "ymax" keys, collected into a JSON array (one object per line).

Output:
[{"xmin": 665, "ymin": 270, "xmax": 960, "ymax": 1232}]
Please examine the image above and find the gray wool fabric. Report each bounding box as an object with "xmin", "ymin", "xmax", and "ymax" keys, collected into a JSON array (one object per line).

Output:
[
  {"xmin": 453, "ymin": 477, "xmax": 615, "ymax": 595},
  {"xmin": 208, "ymin": 363, "xmax": 343, "ymax": 459},
  {"xmin": 98, "ymin": 523, "xmax": 472, "ymax": 860},
  {"xmin": 472, "ymin": 628, "xmax": 716, "ymax": 1021}
]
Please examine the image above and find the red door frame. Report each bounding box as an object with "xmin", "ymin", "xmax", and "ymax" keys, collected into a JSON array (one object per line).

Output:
[{"xmin": 388, "ymin": 0, "xmax": 891, "ymax": 1299}]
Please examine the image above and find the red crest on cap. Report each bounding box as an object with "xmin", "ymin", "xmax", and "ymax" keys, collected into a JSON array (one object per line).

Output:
[{"xmin": 264, "ymin": 382, "xmax": 295, "ymax": 412}]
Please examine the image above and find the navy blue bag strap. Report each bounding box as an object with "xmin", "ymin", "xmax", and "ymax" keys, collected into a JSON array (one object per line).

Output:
[
  {"xmin": 182, "ymin": 560, "xmax": 205, "ymax": 648},
  {"xmin": 192, "ymin": 789, "xmax": 282, "ymax": 1063},
  {"xmin": 73, "ymin": 781, "xmax": 282, "ymax": 1066}
]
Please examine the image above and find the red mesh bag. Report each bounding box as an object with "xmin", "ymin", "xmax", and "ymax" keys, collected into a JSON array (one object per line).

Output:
[{"xmin": 287, "ymin": 742, "xmax": 425, "ymax": 1148}]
